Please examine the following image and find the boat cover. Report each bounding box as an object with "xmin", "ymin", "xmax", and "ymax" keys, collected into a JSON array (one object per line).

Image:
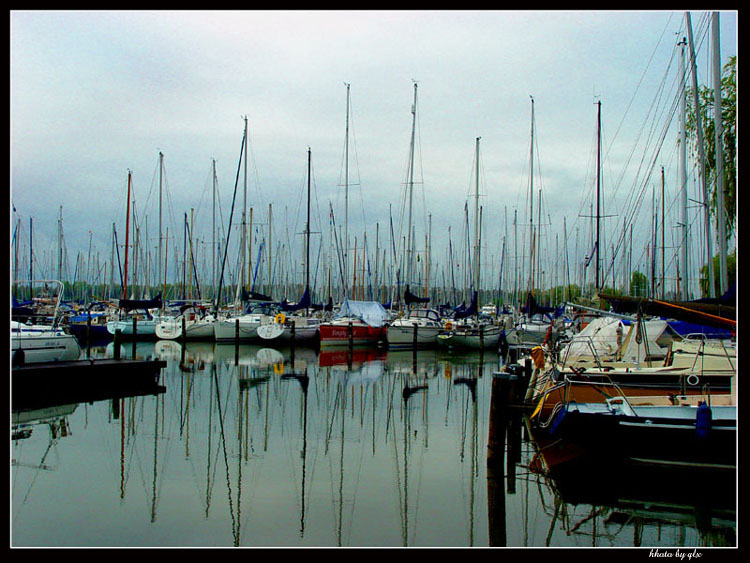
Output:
[{"xmin": 334, "ymin": 299, "xmax": 389, "ymax": 327}]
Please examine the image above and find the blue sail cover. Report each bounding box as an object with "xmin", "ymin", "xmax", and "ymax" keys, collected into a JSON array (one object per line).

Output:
[
  {"xmin": 334, "ymin": 299, "xmax": 389, "ymax": 327},
  {"xmin": 280, "ymin": 287, "xmax": 312, "ymax": 312},
  {"xmin": 521, "ymin": 292, "xmax": 563, "ymax": 319},
  {"xmin": 404, "ymin": 285, "xmax": 430, "ymax": 305},
  {"xmin": 454, "ymin": 291, "xmax": 478, "ymax": 319},
  {"xmin": 119, "ymin": 293, "xmax": 162, "ymax": 311}
]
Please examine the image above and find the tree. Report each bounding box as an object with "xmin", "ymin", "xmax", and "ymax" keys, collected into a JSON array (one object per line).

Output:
[
  {"xmin": 686, "ymin": 55, "xmax": 736, "ymax": 240},
  {"xmin": 630, "ymin": 270, "xmax": 648, "ymax": 298},
  {"xmin": 700, "ymin": 250, "xmax": 736, "ymax": 297}
]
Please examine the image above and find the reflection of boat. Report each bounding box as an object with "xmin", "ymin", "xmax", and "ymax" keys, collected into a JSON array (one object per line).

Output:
[
  {"xmin": 12, "ymin": 403, "xmax": 79, "ymax": 441},
  {"xmin": 529, "ymin": 441, "xmax": 736, "ymax": 545},
  {"xmin": 318, "ymin": 347, "xmax": 386, "ymax": 367}
]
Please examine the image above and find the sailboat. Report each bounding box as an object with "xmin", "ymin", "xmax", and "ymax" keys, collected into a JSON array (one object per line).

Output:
[
  {"xmin": 257, "ymin": 148, "xmax": 322, "ymax": 344},
  {"xmin": 154, "ymin": 303, "xmax": 216, "ymax": 340},
  {"xmin": 319, "ymin": 84, "xmax": 389, "ymax": 347},
  {"xmin": 319, "ymin": 298, "xmax": 389, "ymax": 347},
  {"xmin": 12, "ymin": 280, "xmax": 81, "ymax": 365},
  {"xmin": 106, "ymin": 169, "xmax": 163, "ymax": 339},
  {"xmin": 386, "ymin": 84, "xmax": 443, "ymax": 349},
  {"xmin": 437, "ymin": 137, "xmax": 501, "ymax": 350}
]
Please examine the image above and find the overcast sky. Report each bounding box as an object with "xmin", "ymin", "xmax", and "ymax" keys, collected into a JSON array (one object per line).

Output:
[{"xmin": 10, "ymin": 10, "xmax": 737, "ymax": 298}]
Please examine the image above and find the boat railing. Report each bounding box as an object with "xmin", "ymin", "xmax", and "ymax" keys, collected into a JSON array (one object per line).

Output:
[
  {"xmin": 558, "ymin": 335, "xmax": 606, "ymax": 371},
  {"xmin": 530, "ymin": 370, "xmax": 633, "ymax": 428},
  {"xmin": 12, "ymin": 280, "xmax": 66, "ymax": 329},
  {"xmin": 681, "ymin": 332, "xmax": 736, "ymax": 373}
]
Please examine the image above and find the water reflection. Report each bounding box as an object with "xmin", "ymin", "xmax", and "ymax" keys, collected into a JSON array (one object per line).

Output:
[{"xmin": 11, "ymin": 341, "xmax": 735, "ymax": 548}]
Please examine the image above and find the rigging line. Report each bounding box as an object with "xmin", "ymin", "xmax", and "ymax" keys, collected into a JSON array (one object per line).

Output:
[
  {"xmin": 603, "ymin": 41, "xmax": 680, "ymax": 256},
  {"xmin": 214, "ymin": 127, "xmax": 246, "ymax": 310},
  {"xmin": 606, "ymin": 11, "xmax": 676, "ymax": 158},
  {"xmin": 609, "ymin": 42, "xmax": 679, "ymax": 214}
]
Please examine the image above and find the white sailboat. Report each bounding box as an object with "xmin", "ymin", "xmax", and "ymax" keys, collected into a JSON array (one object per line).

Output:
[
  {"xmin": 12, "ymin": 280, "xmax": 81, "ymax": 364},
  {"xmin": 257, "ymin": 148, "xmax": 322, "ymax": 345},
  {"xmin": 386, "ymin": 83, "xmax": 443, "ymax": 349},
  {"xmin": 154, "ymin": 304, "xmax": 216, "ymax": 340},
  {"xmin": 438, "ymin": 137, "xmax": 501, "ymax": 350}
]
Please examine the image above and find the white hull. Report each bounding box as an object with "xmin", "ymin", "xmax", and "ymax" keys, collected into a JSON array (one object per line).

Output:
[
  {"xmin": 505, "ymin": 324, "xmax": 548, "ymax": 347},
  {"xmin": 257, "ymin": 316, "xmax": 320, "ymax": 343},
  {"xmin": 155, "ymin": 317, "xmax": 216, "ymax": 340},
  {"xmin": 214, "ymin": 314, "xmax": 274, "ymax": 342},
  {"xmin": 386, "ymin": 325, "xmax": 441, "ymax": 348},
  {"xmin": 437, "ymin": 324, "xmax": 501, "ymax": 350},
  {"xmin": 12, "ymin": 324, "xmax": 81, "ymax": 364},
  {"xmin": 107, "ymin": 319, "xmax": 159, "ymax": 337}
]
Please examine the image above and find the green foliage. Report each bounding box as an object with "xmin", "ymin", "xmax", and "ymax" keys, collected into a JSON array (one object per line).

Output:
[
  {"xmin": 629, "ymin": 270, "xmax": 648, "ymax": 297},
  {"xmin": 699, "ymin": 250, "xmax": 736, "ymax": 297},
  {"xmin": 685, "ymin": 55, "xmax": 736, "ymax": 240}
]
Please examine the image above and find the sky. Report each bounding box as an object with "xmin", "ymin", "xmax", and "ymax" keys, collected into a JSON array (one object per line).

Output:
[{"xmin": 10, "ymin": 10, "xmax": 737, "ymax": 300}]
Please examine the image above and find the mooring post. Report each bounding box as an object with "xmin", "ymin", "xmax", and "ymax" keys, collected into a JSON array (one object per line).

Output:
[{"xmin": 114, "ymin": 329, "xmax": 121, "ymax": 360}]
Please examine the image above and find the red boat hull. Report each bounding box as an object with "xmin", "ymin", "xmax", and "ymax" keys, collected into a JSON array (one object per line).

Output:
[{"xmin": 319, "ymin": 322, "xmax": 386, "ymax": 347}]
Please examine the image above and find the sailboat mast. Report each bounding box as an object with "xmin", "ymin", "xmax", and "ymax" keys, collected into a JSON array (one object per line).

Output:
[
  {"xmin": 678, "ymin": 36, "xmax": 689, "ymax": 299},
  {"xmin": 473, "ymin": 136, "xmax": 481, "ymax": 293},
  {"xmin": 123, "ymin": 172, "xmax": 131, "ymax": 300},
  {"xmin": 243, "ymin": 116, "xmax": 249, "ymax": 291},
  {"xmin": 596, "ymin": 100, "xmax": 602, "ymax": 291},
  {"xmin": 406, "ymin": 82, "xmax": 418, "ymax": 291},
  {"xmin": 344, "ymin": 83, "xmax": 350, "ymax": 299},
  {"xmin": 712, "ymin": 11, "xmax": 728, "ymax": 294},
  {"xmin": 686, "ymin": 12, "xmax": 715, "ymax": 297},
  {"xmin": 212, "ymin": 158, "xmax": 217, "ymax": 299},
  {"xmin": 527, "ymin": 96, "xmax": 535, "ymax": 296},
  {"xmin": 158, "ymin": 151, "xmax": 163, "ymax": 300},
  {"xmin": 306, "ymin": 148, "xmax": 312, "ymax": 299}
]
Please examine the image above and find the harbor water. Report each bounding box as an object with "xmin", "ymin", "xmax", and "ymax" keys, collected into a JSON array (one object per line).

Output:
[{"xmin": 11, "ymin": 340, "xmax": 736, "ymax": 548}]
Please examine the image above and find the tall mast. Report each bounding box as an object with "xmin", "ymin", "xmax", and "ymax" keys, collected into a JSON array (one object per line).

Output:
[
  {"xmin": 212, "ymin": 158, "xmax": 217, "ymax": 299},
  {"xmin": 243, "ymin": 116, "xmax": 249, "ymax": 291},
  {"xmin": 678, "ymin": 36, "xmax": 689, "ymax": 299},
  {"xmin": 686, "ymin": 11, "xmax": 715, "ymax": 297},
  {"xmin": 406, "ymin": 82, "xmax": 418, "ymax": 291},
  {"xmin": 57, "ymin": 205, "xmax": 64, "ymax": 282},
  {"xmin": 527, "ymin": 96, "xmax": 535, "ymax": 296},
  {"xmin": 343, "ymin": 83, "xmax": 350, "ymax": 299},
  {"xmin": 595, "ymin": 100, "xmax": 602, "ymax": 292},
  {"xmin": 712, "ymin": 11, "xmax": 728, "ymax": 294},
  {"xmin": 473, "ymin": 136, "xmax": 481, "ymax": 294},
  {"xmin": 306, "ymin": 148, "xmax": 312, "ymax": 308},
  {"xmin": 123, "ymin": 171, "xmax": 132, "ymax": 300},
  {"xmin": 29, "ymin": 217, "xmax": 33, "ymax": 286},
  {"xmin": 158, "ymin": 151, "xmax": 163, "ymax": 299}
]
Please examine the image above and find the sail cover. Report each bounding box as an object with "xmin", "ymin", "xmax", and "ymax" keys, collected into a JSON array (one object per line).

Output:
[
  {"xmin": 404, "ymin": 285, "xmax": 430, "ymax": 305},
  {"xmin": 334, "ymin": 298, "xmax": 389, "ymax": 327},
  {"xmin": 119, "ymin": 293, "xmax": 162, "ymax": 311},
  {"xmin": 280, "ymin": 287, "xmax": 311, "ymax": 312}
]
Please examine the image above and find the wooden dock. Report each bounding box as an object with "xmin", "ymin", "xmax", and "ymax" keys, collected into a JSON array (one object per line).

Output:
[{"xmin": 12, "ymin": 358, "xmax": 167, "ymax": 411}]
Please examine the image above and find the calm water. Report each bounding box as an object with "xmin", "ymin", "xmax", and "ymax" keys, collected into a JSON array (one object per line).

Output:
[{"xmin": 11, "ymin": 340, "xmax": 736, "ymax": 548}]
